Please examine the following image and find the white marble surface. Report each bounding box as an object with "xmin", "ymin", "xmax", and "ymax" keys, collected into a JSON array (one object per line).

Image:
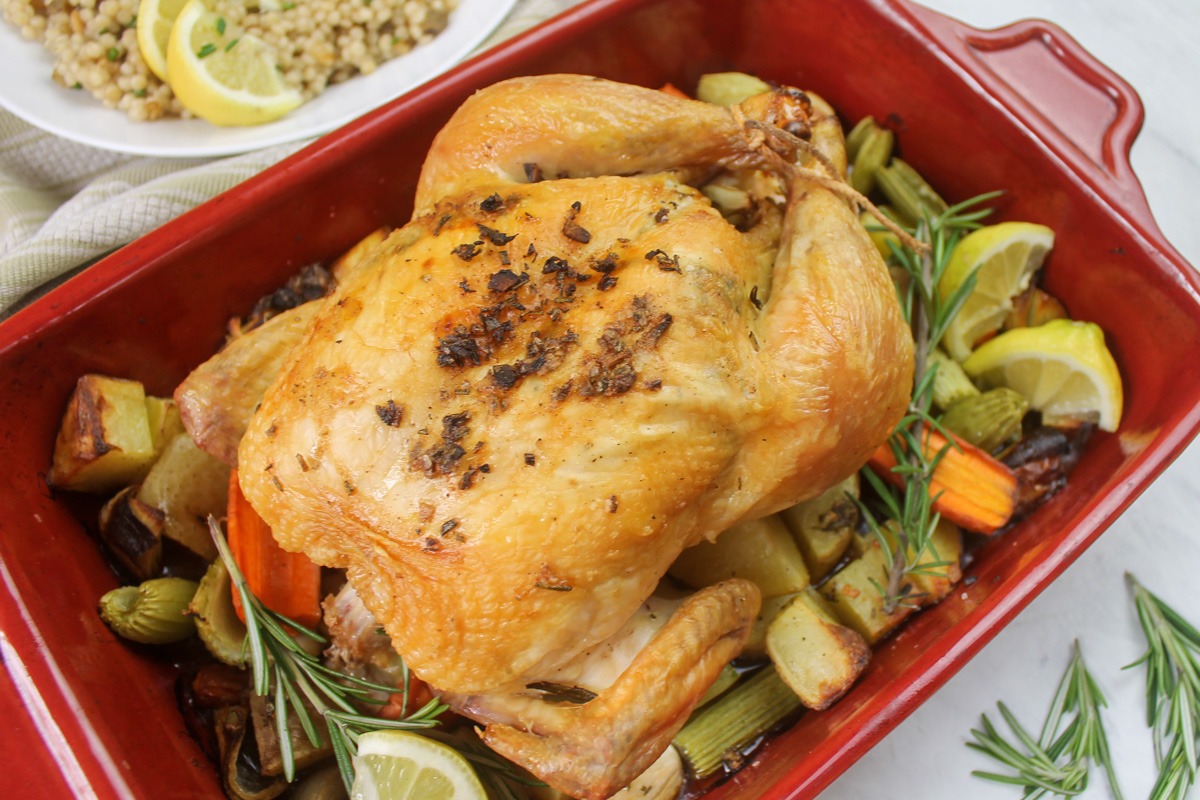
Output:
[{"xmin": 823, "ymin": 2, "xmax": 1200, "ymax": 798}]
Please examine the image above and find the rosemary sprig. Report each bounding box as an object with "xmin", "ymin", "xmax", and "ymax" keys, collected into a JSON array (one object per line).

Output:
[
  {"xmin": 423, "ymin": 729, "xmax": 548, "ymax": 800},
  {"xmin": 207, "ymin": 518, "xmax": 449, "ymax": 793},
  {"xmin": 1126, "ymin": 574, "xmax": 1200, "ymax": 800},
  {"xmin": 967, "ymin": 641, "xmax": 1123, "ymax": 799},
  {"xmin": 859, "ymin": 191, "xmax": 1001, "ymax": 611}
]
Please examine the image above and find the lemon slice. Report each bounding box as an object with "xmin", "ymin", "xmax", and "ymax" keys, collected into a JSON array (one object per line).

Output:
[
  {"xmin": 962, "ymin": 318, "xmax": 1123, "ymax": 432},
  {"xmin": 136, "ymin": 0, "xmax": 189, "ymax": 81},
  {"xmin": 166, "ymin": 0, "xmax": 301, "ymax": 126},
  {"xmin": 938, "ymin": 221, "xmax": 1055, "ymax": 360},
  {"xmin": 351, "ymin": 731, "xmax": 487, "ymax": 800}
]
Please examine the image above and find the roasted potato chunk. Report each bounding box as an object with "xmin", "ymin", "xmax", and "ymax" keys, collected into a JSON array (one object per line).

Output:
[
  {"xmin": 144, "ymin": 395, "xmax": 185, "ymax": 454},
  {"xmin": 779, "ymin": 474, "xmax": 859, "ymax": 581},
  {"xmin": 138, "ymin": 432, "xmax": 230, "ymax": 561},
  {"xmin": 48, "ymin": 374, "xmax": 157, "ymax": 493},
  {"xmin": 743, "ymin": 592, "xmax": 800, "ymax": 659},
  {"xmin": 877, "ymin": 518, "xmax": 964, "ymax": 606},
  {"xmin": 767, "ymin": 591, "xmax": 870, "ymax": 709},
  {"xmin": 670, "ymin": 515, "xmax": 810, "ymax": 598},
  {"xmin": 821, "ymin": 541, "xmax": 911, "ymax": 644}
]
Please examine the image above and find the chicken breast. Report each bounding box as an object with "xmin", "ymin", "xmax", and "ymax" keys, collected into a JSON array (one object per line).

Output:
[{"xmin": 233, "ymin": 75, "xmax": 913, "ymax": 797}]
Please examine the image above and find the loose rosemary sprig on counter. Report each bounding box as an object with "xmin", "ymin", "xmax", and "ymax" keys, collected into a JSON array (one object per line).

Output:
[
  {"xmin": 967, "ymin": 641, "xmax": 1123, "ymax": 799},
  {"xmin": 1126, "ymin": 573, "xmax": 1200, "ymax": 800},
  {"xmin": 860, "ymin": 191, "xmax": 1001, "ymax": 611},
  {"xmin": 208, "ymin": 518, "xmax": 456, "ymax": 794}
]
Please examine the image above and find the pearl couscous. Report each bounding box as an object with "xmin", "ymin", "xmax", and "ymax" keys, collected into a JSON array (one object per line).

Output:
[{"xmin": 2, "ymin": 0, "xmax": 458, "ymax": 122}]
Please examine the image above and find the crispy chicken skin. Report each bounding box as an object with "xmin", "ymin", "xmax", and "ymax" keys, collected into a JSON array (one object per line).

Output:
[
  {"xmin": 177, "ymin": 302, "xmax": 322, "ymax": 467},
  {"xmin": 233, "ymin": 75, "xmax": 913, "ymax": 797}
]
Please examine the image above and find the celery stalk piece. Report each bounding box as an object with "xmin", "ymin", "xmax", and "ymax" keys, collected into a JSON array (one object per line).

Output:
[{"xmin": 673, "ymin": 666, "xmax": 802, "ymax": 779}]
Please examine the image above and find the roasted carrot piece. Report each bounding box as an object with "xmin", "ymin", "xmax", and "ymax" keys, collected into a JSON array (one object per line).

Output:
[
  {"xmin": 866, "ymin": 427, "xmax": 1018, "ymax": 534},
  {"xmin": 227, "ymin": 469, "xmax": 322, "ymax": 629},
  {"xmin": 381, "ymin": 676, "xmax": 441, "ymax": 720},
  {"xmin": 658, "ymin": 82, "xmax": 690, "ymax": 99}
]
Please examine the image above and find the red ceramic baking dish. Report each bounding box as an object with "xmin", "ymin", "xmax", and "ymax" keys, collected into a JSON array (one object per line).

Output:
[{"xmin": 3, "ymin": 0, "xmax": 1200, "ymax": 797}]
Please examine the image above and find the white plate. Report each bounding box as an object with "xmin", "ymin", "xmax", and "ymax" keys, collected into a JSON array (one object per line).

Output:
[{"xmin": 0, "ymin": 0, "xmax": 517, "ymax": 158}]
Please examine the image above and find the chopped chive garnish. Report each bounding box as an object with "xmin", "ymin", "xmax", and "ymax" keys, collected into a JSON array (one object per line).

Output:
[
  {"xmin": 133, "ymin": 88, "xmax": 147, "ymax": 97},
  {"xmin": 216, "ymin": 16, "xmax": 225, "ymax": 34},
  {"xmin": 197, "ymin": 43, "xmax": 217, "ymax": 58},
  {"xmin": 106, "ymin": 46, "xmax": 120, "ymax": 61},
  {"xmin": 225, "ymin": 38, "xmax": 239, "ymax": 51},
  {"xmin": 282, "ymin": 0, "xmax": 294, "ymax": 8}
]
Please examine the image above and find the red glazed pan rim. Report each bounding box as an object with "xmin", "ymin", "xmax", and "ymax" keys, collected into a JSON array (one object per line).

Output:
[{"xmin": 2, "ymin": 2, "xmax": 1199, "ymax": 799}]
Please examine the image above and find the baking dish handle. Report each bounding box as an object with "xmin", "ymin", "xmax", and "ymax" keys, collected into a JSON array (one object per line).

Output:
[{"xmin": 901, "ymin": 4, "xmax": 1154, "ymax": 229}]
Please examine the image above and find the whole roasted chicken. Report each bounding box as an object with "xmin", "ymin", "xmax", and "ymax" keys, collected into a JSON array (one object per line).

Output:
[{"xmin": 195, "ymin": 75, "xmax": 913, "ymax": 798}]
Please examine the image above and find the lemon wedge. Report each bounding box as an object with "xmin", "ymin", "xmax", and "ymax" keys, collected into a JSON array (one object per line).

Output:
[
  {"xmin": 136, "ymin": 0, "xmax": 189, "ymax": 81},
  {"xmin": 938, "ymin": 221, "xmax": 1055, "ymax": 360},
  {"xmin": 166, "ymin": 0, "xmax": 301, "ymax": 126},
  {"xmin": 351, "ymin": 731, "xmax": 487, "ymax": 800},
  {"xmin": 962, "ymin": 318, "xmax": 1123, "ymax": 432}
]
